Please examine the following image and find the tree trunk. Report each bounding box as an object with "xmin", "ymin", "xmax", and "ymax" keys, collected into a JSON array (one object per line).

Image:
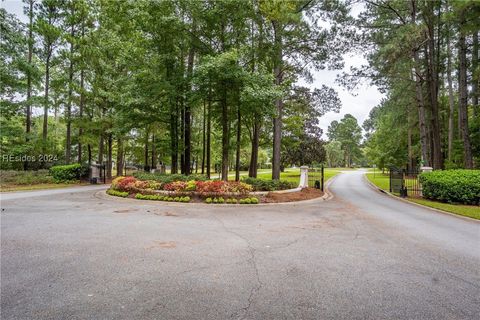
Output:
[
  {"xmin": 425, "ymin": 3, "xmax": 443, "ymax": 169},
  {"xmin": 170, "ymin": 105, "xmax": 178, "ymax": 174},
  {"xmin": 201, "ymin": 100, "xmax": 206, "ymax": 174},
  {"xmin": 184, "ymin": 27, "xmax": 195, "ymax": 175},
  {"xmin": 24, "ymin": 0, "xmax": 34, "ymax": 171},
  {"xmin": 206, "ymin": 91, "xmax": 211, "ymax": 179},
  {"xmin": 221, "ymin": 83, "xmax": 229, "ymax": 181},
  {"xmin": 272, "ymin": 20, "xmax": 283, "ymax": 180},
  {"xmin": 116, "ymin": 137, "xmax": 124, "ymax": 177},
  {"xmin": 107, "ymin": 134, "xmax": 112, "ymax": 179},
  {"xmin": 151, "ymin": 133, "xmax": 156, "ymax": 170},
  {"xmin": 446, "ymin": 25, "xmax": 455, "ymax": 161},
  {"xmin": 472, "ymin": 31, "xmax": 479, "ymax": 116},
  {"xmin": 249, "ymin": 119, "xmax": 260, "ymax": 178},
  {"xmin": 144, "ymin": 132, "xmax": 149, "ymax": 172},
  {"xmin": 235, "ymin": 103, "xmax": 241, "ymax": 181},
  {"xmin": 42, "ymin": 53, "xmax": 51, "ymax": 149},
  {"xmin": 458, "ymin": 9, "xmax": 474, "ymax": 168},
  {"xmin": 65, "ymin": 21, "xmax": 74, "ymax": 164},
  {"xmin": 410, "ymin": 0, "xmax": 429, "ymax": 166},
  {"xmin": 98, "ymin": 134, "xmax": 104, "ymax": 165},
  {"xmin": 78, "ymin": 22, "xmax": 86, "ymax": 164},
  {"xmin": 180, "ymin": 104, "xmax": 185, "ymax": 174}
]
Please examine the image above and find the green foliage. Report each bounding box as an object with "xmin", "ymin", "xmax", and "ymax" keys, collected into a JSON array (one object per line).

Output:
[
  {"xmin": 241, "ymin": 177, "xmax": 294, "ymax": 191},
  {"xmin": 107, "ymin": 189, "xmax": 128, "ymax": 198},
  {"xmin": 419, "ymin": 170, "xmax": 480, "ymax": 205},
  {"xmin": 133, "ymin": 172, "xmax": 207, "ymax": 184},
  {"xmin": 49, "ymin": 163, "xmax": 86, "ymax": 182},
  {"xmin": 0, "ymin": 170, "xmax": 54, "ymax": 185},
  {"xmin": 205, "ymin": 197, "xmax": 212, "ymax": 204}
]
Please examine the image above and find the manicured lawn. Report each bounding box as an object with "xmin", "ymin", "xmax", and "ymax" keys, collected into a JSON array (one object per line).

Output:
[
  {"xmin": 365, "ymin": 172, "xmax": 479, "ymax": 220},
  {"xmin": 256, "ymin": 168, "xmax": 345, "ymax": 186},
  {"xmin": 365, "ymin": 172, "xmax": 390, "ymax": 191}
]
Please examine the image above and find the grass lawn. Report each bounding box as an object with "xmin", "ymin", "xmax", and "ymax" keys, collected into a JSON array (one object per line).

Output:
[
  {"xmin": 365, "ymin": 172, "xmax": 479, "ymax": 220},
  {"xmin": 407, "ymin": 197, "xmax": 480, "ymax": 220},
  {"xmin": 365, "ymin": 172, "xmax": 390, "ymax": 191},
  {"xmin": 0, "ymin": 182, "xmax": 87, "ymax": 192},
  {"xmin": 255, "ymin": 168, "xmax": 346, "ymax": 186}
]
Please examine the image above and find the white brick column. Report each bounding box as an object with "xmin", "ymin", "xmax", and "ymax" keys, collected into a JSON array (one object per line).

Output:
[{"xmin": 299, "ymin": 166, "xmax": 309, "ymax": 188}]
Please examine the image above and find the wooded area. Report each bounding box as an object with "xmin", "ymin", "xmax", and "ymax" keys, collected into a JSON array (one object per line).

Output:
[
  {"xmin": 1, "ymin": 0, "xmax": 351, "ymax": 180},
  {"xmin": 355, "ymin": 0, "xmax": 480, "ymax": 170},
  {"xmin": 1, "ymin": 0, "xmax": 479, "ymax": 180}
]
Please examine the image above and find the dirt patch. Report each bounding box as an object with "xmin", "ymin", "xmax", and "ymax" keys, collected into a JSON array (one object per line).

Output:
[{"xmin": 263, "ymin": 187, "xmax": 323, "ymax": 203}]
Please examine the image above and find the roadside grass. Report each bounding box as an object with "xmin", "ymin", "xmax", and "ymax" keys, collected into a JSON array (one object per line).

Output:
[
  {"xmin": 365, "ymin": 172, "xmax": 390, "ymax": 191},
  {"xmin": 365, "ymin": 172, "xmax": 480, "ymax": 220},
  {"xmin": 0, "ymin": 182, "xmax": 86, "ymax": 192},
  {"xmin": 407, "ymin": 198, "xmax": 480, "ymax": 220}
]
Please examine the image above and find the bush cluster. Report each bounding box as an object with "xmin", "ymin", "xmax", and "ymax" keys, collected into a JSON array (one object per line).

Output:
[
  {"xmin": 419, "ymin": 169, "xmax": 480, "ymax": 205},
  {"xmin": 241, "ymin": 177, "xmax": 295, "ymax": 191},
  {"xmin": 49, "ymin": 163, "xmax": 87, "ymax": 182},
  {"xmin": 205, "ymin": 197, "xmax": 259, "ymax": 204},
  {"xmin": 135, "ymin": 193, "xmax": 190, "ymax": 202},
  {"xmin": 106, "ymin": 189, "xmax": 129, "ymax": 197}
]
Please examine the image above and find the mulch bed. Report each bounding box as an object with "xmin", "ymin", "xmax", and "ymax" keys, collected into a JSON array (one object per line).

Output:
[{"xmin": 262, "ymin": 187, "xmax": 324, "ymax": 203}]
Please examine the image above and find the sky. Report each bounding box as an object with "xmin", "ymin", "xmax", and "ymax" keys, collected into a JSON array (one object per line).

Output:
[{"xmin": 1, "ymin": 0, "xmax": 384, "ymax": 138}]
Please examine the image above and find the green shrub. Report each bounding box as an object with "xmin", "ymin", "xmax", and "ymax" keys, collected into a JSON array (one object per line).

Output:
[
  {"xmin": 250, "ymin": 197, "xmax": 259, "ymax": 204},
  {"xmin": 133, "ymin": 172, "xmax": 207, "ymax": 184},
  {"xmin": 419, "ymin": 169, "xmax": 480, "ymax": 205},
  {"xmin": 107, "ymin": 189, "xmax": 128, "ymax": 198},
  {"xmin": 49, "ymin": 163, "xmax": 87, "ymax": 182},
  {"xmin": 241, "ymin": 177, "xmax": 295, "ymax": 191},
  {"xmin": 135, "ymin": 193, "xmax": 163, "ymax": 200},
  {"xmin": 217, "ymin": 197, "xmax": 224, "ymax": 203},
  {"xmin": 205, "ymin": 197, "xmax": 212, "ymax": 203},
  {"xmin": 182, "ymin": 196, "xmax": 191, "ymax": 202},
  {"xmin": 213, "ymin": 197, "xmax": 218, "ymax": 203}
]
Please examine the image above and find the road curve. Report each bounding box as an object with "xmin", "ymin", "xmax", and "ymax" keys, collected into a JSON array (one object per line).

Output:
[
  {"xmin": 1, "ymin": 171, "xmax": 479, "ymax": 319},
  {"xmin": 329, "ymin": 170, "xmax": 479, "ymax": 258}
]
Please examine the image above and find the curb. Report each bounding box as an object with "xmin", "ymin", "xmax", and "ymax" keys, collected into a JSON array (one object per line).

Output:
[{"xmin": 362, "ymin": 173, "xmax": 479, "ymax": 223}]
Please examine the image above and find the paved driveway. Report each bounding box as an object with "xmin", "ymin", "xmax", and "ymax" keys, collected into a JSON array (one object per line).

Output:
[{"xmin": 1, "ymin": 171, "xmax": 479, "ymax": 319}]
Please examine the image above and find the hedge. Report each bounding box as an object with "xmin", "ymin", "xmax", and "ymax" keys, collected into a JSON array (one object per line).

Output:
[
  {"xmin": 419, "ymin": 170, "xmax": 480, "ymax": 205},
  {"xmin": 241, "ymin": 177, "xmax": 295, "ymax": 191},
  {"xmin": 49, "ymin": 163, "xmax": 87, "ymax": 182},
  {"xmin": 133, "ymin": 172, "xmax": 207, "ymax": 184}
]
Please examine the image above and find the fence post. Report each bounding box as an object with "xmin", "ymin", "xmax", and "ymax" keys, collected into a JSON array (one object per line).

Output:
[
  {"xmin": 321, "ymin": 165, "xmax": 324, "ymax": 192},
  {"xmin": 389, "ymin": 169, "xmax": 392, "ymax": 193}
]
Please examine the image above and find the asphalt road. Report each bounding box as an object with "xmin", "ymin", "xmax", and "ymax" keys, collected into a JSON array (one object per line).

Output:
[{"xmin": 1, "ymin": 171, "xmax": 479, "ymax": 319}]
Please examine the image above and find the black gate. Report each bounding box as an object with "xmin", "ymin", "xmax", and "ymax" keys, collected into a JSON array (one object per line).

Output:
[
  {"xmin": 308, "ymin": 166, "xmax": 324, "ymax": 191},
  {"xmin": 389, "ymin": 167, "xmax": 421, "ymax": 197}
]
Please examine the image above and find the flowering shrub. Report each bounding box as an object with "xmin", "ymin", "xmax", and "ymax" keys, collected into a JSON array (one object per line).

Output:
[
  {"xmin": 163, "ymin": 181, "xmax": 188, "ymax": 192},
  {"xmin": 195, "ymin": 180, "xmax": 225, "ymax": 193},
  {"xmin": 222, "ymin": 181, "xmax": 252, "ymax": 194},
  {"xmin": 112, "ymin": 176, "xmax": 137, "ymax": 192},
  {"xmin": 185, "ymin": 180, "xmax": 196, "ymax": 191}
]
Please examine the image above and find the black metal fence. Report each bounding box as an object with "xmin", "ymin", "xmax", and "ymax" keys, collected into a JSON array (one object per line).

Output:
[
  {"xmin": 389, "ymin": 168, "xmax": 421, "ymax": 197},
  {"xmin": 308, "ymin": 166, "xmax": 325, "ymax": 191}
]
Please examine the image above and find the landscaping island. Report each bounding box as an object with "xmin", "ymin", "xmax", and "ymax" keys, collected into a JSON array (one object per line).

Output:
[{"xmin": 107, "ymin": 172, "xmax": 326, "ymax": 204}]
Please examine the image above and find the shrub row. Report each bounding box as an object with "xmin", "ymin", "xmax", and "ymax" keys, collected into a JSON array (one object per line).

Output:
[
  {"xmin": 419, "ymin": 169, "xmax": 480, "ymax": 205},
  {"xmin": 133, "ymin": 172, "xmax": 207, "ymax": 184},
  {"xmin": 106, "ymin": 189, "xmax": 128, "ymax": 198},
  {"xmin": 205, "ymin": 197, "xmax": 259, "ymax": 204},
  {"xmin": 135, "ymin": 193, "xmax": 191, "ymax": 202},
  {"xmin": 49, "ymin": 163, "xmax": 88, "ymax": 182},
  {"xmin": 241, "ymin": 177, "xmax": 295, "ymax": 191}
]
